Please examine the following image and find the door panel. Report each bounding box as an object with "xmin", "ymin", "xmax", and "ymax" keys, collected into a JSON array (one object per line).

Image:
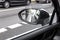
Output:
[
  {"xmin": 12, "ymin": 23, "xmax": 60, "ymax": 40},
  {"xmin": 10, "ymin": 0, "xmax": 26, "ymax": 5},
  {"xmin": 10, "ymin": 0, "xmax": 26, "ymax": 2}
]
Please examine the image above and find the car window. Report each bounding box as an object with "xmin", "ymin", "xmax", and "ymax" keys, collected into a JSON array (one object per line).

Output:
[
  {"xmin": 0, "ymin": 1, "xmax": 56, "ymax": 28},
  {"xmin": 0, "ymin": 0, "xmax": 58, "ymax": 40}
]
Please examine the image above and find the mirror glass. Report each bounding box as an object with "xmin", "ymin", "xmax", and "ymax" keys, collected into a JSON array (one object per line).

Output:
[{"xmin": 18, "ymin": 8, "xmax": 50, "ymax": 26}]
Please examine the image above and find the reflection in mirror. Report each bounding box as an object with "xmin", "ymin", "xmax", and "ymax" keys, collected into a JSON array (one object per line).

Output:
[
  {"xmin": 26, "ymin": 9, "xmax": 40, "ymax": 23},
  {"xmin": 18, "ymin": 8, "xmax": 50, "ymax": 26}
]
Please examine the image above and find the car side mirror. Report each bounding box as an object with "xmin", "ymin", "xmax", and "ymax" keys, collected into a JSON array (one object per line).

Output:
[{"xmin": 18, "ymin": 8, "xmax": 50, "ymax": 26}]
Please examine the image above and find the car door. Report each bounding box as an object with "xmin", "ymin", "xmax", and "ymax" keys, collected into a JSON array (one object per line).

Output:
[
  {"xmin": 16, "ymin": 0, "xmax": 26, "ymax": 4},
  {"xmin": 12, "ymin": 13, "xmax": 59, "ymax": 40},
  {"xmin": 10, "ymin": 0, "xmax": 25, "ymax": 5},
  {"xmin": 11, "ymin": 0, "xmax": 60, "ymax": 40}
]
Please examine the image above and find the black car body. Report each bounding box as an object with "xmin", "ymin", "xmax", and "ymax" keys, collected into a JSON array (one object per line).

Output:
[
  {"xmin": 0, "ymin": 0, "xmax": 31, "ymax": 8},
  {"xmin": 36, "ymin": 0, "xmax": 51, "ymax": 3}
]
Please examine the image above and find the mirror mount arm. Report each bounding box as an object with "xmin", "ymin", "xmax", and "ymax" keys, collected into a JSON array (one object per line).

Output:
[
  {"xmin": 52, "ymin": 0, "xmax": 60, "ymax": 22},
  {"xmin": 49, "ymin": 9, "xmax": 56, "ymax": 25}
]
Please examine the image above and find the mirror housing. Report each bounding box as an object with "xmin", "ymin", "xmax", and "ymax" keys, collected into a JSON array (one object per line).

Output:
[{"xmin": 18, "ymin": 8, "xmax": 50, "ymax": 26}]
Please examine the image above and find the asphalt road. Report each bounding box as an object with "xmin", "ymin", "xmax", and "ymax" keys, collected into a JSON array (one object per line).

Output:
[{"xmin": 0, "ymin": 3, "xmax": 55, "ymax": 40}]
